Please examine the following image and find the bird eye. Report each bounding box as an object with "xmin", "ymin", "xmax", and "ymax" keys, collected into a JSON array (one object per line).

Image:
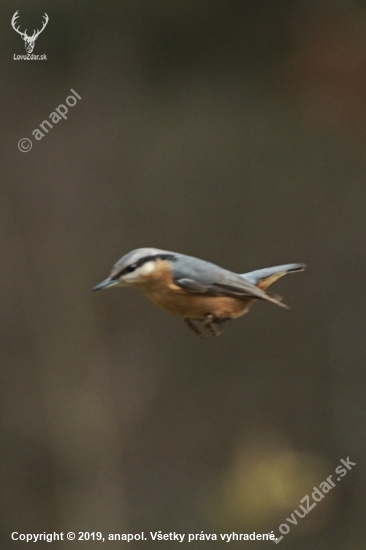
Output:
[{"xmin": 126, "ymin": 263, "xmax": 137, "ymax": 273}]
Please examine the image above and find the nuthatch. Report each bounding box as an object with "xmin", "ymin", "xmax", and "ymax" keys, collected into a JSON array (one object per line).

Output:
[{"xmin": 93, "ymin": 248, "xmax": 305, "ymax": 337}]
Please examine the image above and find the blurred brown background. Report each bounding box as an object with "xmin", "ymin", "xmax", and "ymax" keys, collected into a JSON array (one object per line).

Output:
[{"xmin": 2, "ymin": 0, "xmax": 366, "ymax": 548}]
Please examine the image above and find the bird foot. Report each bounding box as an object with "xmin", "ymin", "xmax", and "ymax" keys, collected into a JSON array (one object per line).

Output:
[{"xmin": 184, "ymin": 315, "xmax": 222, "ymax": 337}]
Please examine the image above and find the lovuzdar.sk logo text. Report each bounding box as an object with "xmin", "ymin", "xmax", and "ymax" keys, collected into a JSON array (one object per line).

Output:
[{"xmin": 12, "ymin": 10, "xmax": 48, "ymax": 60}]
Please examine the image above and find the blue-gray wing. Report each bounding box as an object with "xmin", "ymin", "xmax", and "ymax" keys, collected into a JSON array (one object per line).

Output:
[
  {"xmin": 174, "ymin": 278, "xmax": 208, "ymax": 293},
  {"xmin": 172, "ymin": 255, "xmax": 285, "ymax": 306}
]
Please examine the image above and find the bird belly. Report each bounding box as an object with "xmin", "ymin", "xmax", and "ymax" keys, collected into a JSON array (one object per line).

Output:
[
  {"xmin": 136, "ymin": 260, "xmax": 253, "ymax": 319},
  {"xmin": 143, "ymin": 288, "xmax": 253, "ymax": 319}
]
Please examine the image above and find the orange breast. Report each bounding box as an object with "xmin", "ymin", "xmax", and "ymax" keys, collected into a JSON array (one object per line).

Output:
[{"xmin": 138, "ymin": 260, "xmax": 253, "ymax": 319}]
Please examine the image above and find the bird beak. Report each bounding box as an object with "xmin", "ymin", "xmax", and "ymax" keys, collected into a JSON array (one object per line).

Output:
[{"xmin": 92, "ymin": 277, "xmax": 118, "ymax": 291}]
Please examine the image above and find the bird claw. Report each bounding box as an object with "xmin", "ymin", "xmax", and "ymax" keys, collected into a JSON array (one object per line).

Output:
[{"xmin": 184, "ymin": 315, "xmax": 222, "ymax": 337}]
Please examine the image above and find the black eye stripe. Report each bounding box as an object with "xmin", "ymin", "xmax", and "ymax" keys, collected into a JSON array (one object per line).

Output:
[
  {"xmin": 126, "ymin": 263, "xmax": 137, "ymax": 273},
  {"xmin": 112, "ymin": 254, "xmax": 176, "ymax": 280}
]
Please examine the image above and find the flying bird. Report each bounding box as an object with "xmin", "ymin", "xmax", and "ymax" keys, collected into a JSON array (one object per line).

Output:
[{"xmin": 93, "ymin": 248, "xmax": 305, "ymax": 337}]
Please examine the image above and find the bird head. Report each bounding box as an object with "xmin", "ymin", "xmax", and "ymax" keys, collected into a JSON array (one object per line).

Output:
[{"xmin": 92, "ymin": 247, "xmax": 177, "ymax": 290}]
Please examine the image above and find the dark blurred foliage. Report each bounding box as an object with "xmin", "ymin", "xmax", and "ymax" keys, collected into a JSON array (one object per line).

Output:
[{"xmin": 1, "ymin": 1, "xmax": 366, "ymax": 548}]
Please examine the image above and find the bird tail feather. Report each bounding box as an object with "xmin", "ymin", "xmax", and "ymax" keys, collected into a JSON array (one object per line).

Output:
[{"xmin": 240, "ymin": 263, "xmax": 305, "ymax": 308}]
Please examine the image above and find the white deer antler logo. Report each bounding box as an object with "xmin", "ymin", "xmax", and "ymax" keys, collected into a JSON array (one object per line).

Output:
[{"xmin": 11, "ymin": 10, "xmax": 49, "ymax": 53}]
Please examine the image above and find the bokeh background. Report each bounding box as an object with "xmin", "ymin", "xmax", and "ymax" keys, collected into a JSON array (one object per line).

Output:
[{"xmin": 2, "ymin": 0, "xmax": 366, "ymax": 548}]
